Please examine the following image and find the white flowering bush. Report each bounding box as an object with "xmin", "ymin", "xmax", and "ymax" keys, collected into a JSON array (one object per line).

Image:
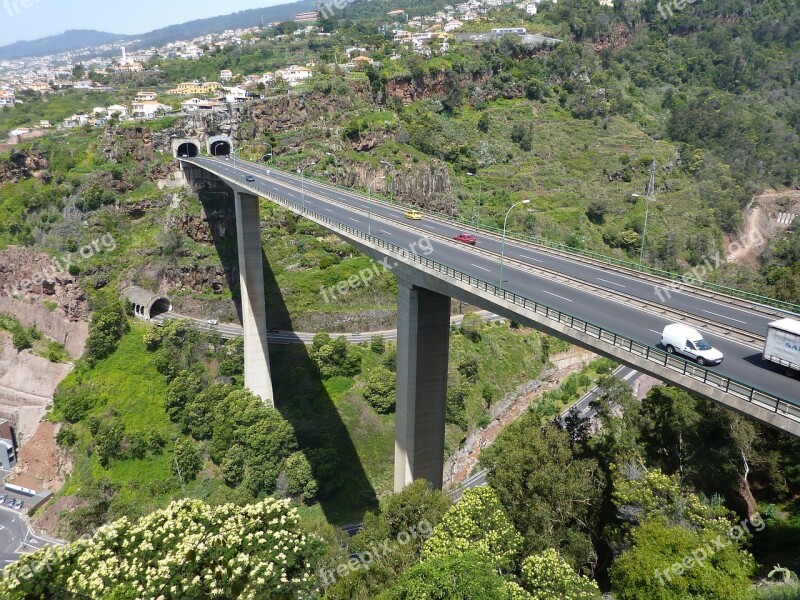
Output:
[
  {"xmin": 520, "ymin": 549, "xmax": 601, "ymax": 600},
  {"xmin": 422, "ymin": 486, "xmax": 523, "ymax": 574},
  {"xmin": 0, "ymin": 497, "xmax": 320, "ymax": 599}
]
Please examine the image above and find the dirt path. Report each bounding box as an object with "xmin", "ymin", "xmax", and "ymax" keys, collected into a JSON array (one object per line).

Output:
[
  {"xmin": 443, "ymin": 348, "xmax": 597, "ymax": 489},
  {"xmin": 726, "ymin": 203, "xmax": 764, "ymax": 265}
]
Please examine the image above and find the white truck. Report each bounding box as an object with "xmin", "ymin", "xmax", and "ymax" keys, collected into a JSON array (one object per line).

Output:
[
  {"xmin": 763, "ymin": 318, "xmax": 800, "ymax": 377},
  {"xmin": 661, "ymin": 323, "xmax": 724, "ymax": 366}
]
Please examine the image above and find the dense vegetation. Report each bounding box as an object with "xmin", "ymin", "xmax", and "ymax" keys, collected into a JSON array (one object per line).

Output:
[{"xmin": 0, "ymin": 0, "xmax": 799, "ymax": 596}]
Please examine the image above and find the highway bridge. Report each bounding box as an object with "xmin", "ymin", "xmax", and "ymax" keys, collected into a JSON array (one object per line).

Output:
[{"xmin": 179, "ymin": 154, "xmax": 800, "ymax": 491}]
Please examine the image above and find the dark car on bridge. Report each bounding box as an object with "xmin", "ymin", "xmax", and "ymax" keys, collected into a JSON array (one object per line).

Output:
[
  {"xmin": 245, "ymin": 175, "xmax": 256, "ymax": 182},
  {"xmin": 453, "ymin": 233, "xmax": 477, "ymax": 245}
]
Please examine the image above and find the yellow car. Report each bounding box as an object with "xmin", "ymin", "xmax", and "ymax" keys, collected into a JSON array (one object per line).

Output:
[{"xmin": 405, "ymin": 210, "xmax": 423, "ymax": 220}]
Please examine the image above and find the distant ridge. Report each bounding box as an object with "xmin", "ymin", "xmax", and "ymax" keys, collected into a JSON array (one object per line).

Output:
[
  {"xmin": 0, "ymin": 1, "xmax": 315, "ymax": 61},
  {"xmin": 0, "ymin": 30, "xmax": 130, "ymax": 61}
]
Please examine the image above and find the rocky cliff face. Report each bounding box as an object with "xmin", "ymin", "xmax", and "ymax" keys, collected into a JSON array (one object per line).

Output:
[
  {"xmin": 0, "ymin": 246, "xmax": 90, "ymax": 323},
  {"xmin": 102, "ymin": 126, "xmax": 156, "ymax": 163},
  {"xmin": 384, "ymin": 70, "xmax": 493, "ymax": 105},
  {"xmin": 328, "ymin": 160, "xmax": 455, "ymax": 214},
  {"xmin": 0, "ymin": 151, "xmax": 50, "ymax": 186},
  {"xmin": 151, "ymin": 83, "xmax": 372, "ymax": 154}
]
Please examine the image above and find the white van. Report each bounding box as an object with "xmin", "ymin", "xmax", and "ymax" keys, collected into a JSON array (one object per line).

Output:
[{"xmin": 661, "ymin": 324, "xmax": 724, "ymax": 366}]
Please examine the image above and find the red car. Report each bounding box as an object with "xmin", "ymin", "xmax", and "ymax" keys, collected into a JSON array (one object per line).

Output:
[{"xmin": 453, "ymin": 233, "xmax": 477, "ymax": 245}]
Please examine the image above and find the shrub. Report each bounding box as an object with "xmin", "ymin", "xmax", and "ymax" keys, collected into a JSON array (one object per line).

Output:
[
  {"xmin": 173, "ymin": 439, "xmax": 203, "ymax": 482},
  {"xmin": 370, "ymin": 335, "xmax": 386, "ymax": 355},
  {"xmin": 54, "ymin": 388, "xmax": 93, "ymax": 423},
  {"xmin": 363, "ymin": 367, "xmax": 396, "ymax": 414},
  {"xmin": 284, "ymin": 451, "xmax": 318, "ymax": 501},
  {"xmin": 56, "ymin": 427, "xmax": 77, "ymax": 447},
  {"xmin": 85, "ymin": 302, "xmax": 129, "ymax": 364}
]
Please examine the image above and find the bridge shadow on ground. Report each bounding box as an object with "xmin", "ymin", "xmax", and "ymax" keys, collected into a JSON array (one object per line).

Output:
[{"xmin": 199, "ymin": 191, "xmax": 379, "ymax": 525}]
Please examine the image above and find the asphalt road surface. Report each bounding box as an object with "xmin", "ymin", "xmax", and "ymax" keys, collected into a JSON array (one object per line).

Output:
[{"xmin": 184, "ymin": 157, "xmax": 799, "ymax": 405}]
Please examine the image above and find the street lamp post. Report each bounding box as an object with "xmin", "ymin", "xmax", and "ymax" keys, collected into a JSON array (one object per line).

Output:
[
  {"xmin": 368, "ymin": 175, "xmax": 386, "ymax": 236},
  {"xmin": 380, "ymin": 160, "xmax": 393, "ymax": 203},
  {"xmin": 261, "ymin": 145, "xmax": 273, "ymax": 178},
  {"xmin": 467, "ymin": 172, "xmax": 481, "ymax": 230},
  {"xmin": 635, "ymin": 194, "xmax": 652, "ymax": 269},
  {"xmin": 632, "ymin": 161, "xmax": 657, "ymax": 270},
  {"xmin": 298, "ymin": 168, "xmax": 305, "ymax": 210},
  {"xmin": 499, "ymin": 199, "xmax": 530, "ymax": 291}
]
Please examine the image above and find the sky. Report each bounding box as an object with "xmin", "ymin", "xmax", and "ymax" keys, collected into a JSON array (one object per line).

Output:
[{"xmin": 0, "ymin": 0, "xmax": 288, "ymax": 46}]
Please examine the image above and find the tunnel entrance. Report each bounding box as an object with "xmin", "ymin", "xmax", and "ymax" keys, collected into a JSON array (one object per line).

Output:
[
  {"xmin": 177, "ymin": 142, "xmax": 199, "ymax": 158},
  {"xmin": 150, "ymin": 298, "xmax": 172, "ymax": 318},
  {"xmin": 210, "ymin": 140, "xmax": 231, "ymax": 156}
]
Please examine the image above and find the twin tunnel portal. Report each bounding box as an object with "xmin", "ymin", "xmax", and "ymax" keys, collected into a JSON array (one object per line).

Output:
[
  {"xmin": 178, "ymin": 150, "xmax": 800, "ymax": 493},
  {"xmin": 174, "ymin": 137, "xmax": 231, "ymax": 159}
]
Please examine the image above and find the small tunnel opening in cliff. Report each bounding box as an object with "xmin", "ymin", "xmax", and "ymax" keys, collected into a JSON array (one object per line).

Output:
[
  {"xmin": 177, "ymin": 142, "xmax": 199, "ymax": 158},
  {"xmin": 210, "ymin": 141, "xmax": 231, "ymax": 156}
]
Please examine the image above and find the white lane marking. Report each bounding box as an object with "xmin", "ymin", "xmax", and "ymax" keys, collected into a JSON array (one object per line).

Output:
[
  {"xmin": 702, "ymin": 309, "xmax": 747, "ymax": 324},
  {"xmin": 596, "ymin": 277, "xmax": 627, "ymax": 288},
  {"xmin": 379, "ymin": 230, "xmax": 392, "ymax": 235},
  {"xmin": 470, "ymin": 264, "xmax": 491, "ymax": 272},
  {"xmin": 348, "ymin": 218, "xmax": 360, "ymax": 223},
  {"xmin": 648, "ymin": 329, "xmax": 662, "ymax": 335},
  {"xmin": 324, "ymin": 208, "xmax": 334, "ymax": 212},
  {"xmin": 520, "ymin": 254, "xmax": 544, "ymax": 263},
  {"xmin": 542, "ymin": 290, "xmax": 573, "ymax": 302}
]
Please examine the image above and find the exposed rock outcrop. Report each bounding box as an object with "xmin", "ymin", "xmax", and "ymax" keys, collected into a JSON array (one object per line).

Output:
[
  {"xmin": 0, "ymin": 151, "xmax": 50, "ymax": 186},
  {"xmin": 385, "ymin": 70, "xmax": 493, "ymax": 105}
]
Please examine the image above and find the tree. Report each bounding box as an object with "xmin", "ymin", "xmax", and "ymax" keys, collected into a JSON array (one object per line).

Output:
[
  {"xmin": 636, "ymin": 386, "xmax": 703, "ymax": 477},
  {"xmin": 379, "ymin": 551, "xmax": 513, "ymax": 600},
  {"xmin": 326, "ymin": 481, "xmax": 452, "ymax": 600},
  {"xmin": 85, "ymin": 302, "xmax": 129, "ymax": 364},
  {"xmin": 477, "ymin": 112, "xmax": 491, "ymax": 133},
  {"xmin": 219, "ymin": 336, "xmax": 244, "ymax": 378},
  {"xmin": 164, "ymin": 371, "xmax": 203, "ymax": 423},
  {"xmin": 363, "ymin": 367, "xmax": 396, "ymax": 413},
  {"xmin": 370, "ymin": 335, "xmax": 386, "ymax": 354},
  {"xmin": 173, "ymin": 438, "xmax": 202, "ymax": 482},
  {"xmin": 610, "ymin": 520, "xmax": 754, "ymax": 600},
  {"xmin": 281, "ymin": 451, "xmax": 316, "ymax": 502},
  {"xmin": 0, "ymin": 498, "xmax": 320, "ymax": 599},
  {"xmin": 482, "ymin": 421, "xmax": 603, "ymax": 568},
  {"xmin": 95, "ymin": 420, "xmax": 124, "ymax": 467},
  {"xmin": 311, "ymin": 334, "xmax": 362, "ymax": 378},
  {"xmin": 209, "ymin": 389, "xmax": 297, "ymax": 496},
  {"xmin": 423, "ymin": 486, "xmax": 523, "ymax": 575},
  {"xmin": 183, "ymin": 383, "xmax": 234, "ymax": 440}
]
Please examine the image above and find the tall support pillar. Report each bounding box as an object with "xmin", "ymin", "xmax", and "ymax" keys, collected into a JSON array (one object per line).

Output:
[
  {"xmin": 394, "ymin": 281, "xmax": 451, "ymax": 491},
  {"xmin": 234, "ymin": 191, "xmax": 274, "ymax": 407}
]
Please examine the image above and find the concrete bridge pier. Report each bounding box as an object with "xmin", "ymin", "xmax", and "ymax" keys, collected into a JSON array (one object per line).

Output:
[
  {"xmin": 394, "ymin": 281, "xmax": 451, "ymax": 492},
  {"xmin": 234, "ymin": 191, "xmax": 275, "ymax": 407}
]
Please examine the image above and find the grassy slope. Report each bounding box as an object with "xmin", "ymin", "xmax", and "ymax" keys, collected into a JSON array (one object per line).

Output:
[{"xmin": 47, "ymin": 316, "xmax": 571, "ymax": 529}]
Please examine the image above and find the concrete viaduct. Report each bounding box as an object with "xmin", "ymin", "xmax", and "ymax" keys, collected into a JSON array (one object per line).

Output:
[{"xmin": 179, "ymin": 155, "xmax": 800, "ymax": 493}]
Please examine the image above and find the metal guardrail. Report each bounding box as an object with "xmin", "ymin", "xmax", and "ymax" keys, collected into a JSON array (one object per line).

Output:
[
  {"xmin": 235, "ymin": 157, "xmax": 800, "ymax": 316},
  {"xmin": 187, "ymin": 158, "xmax": 800, "ymax": 424}
]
